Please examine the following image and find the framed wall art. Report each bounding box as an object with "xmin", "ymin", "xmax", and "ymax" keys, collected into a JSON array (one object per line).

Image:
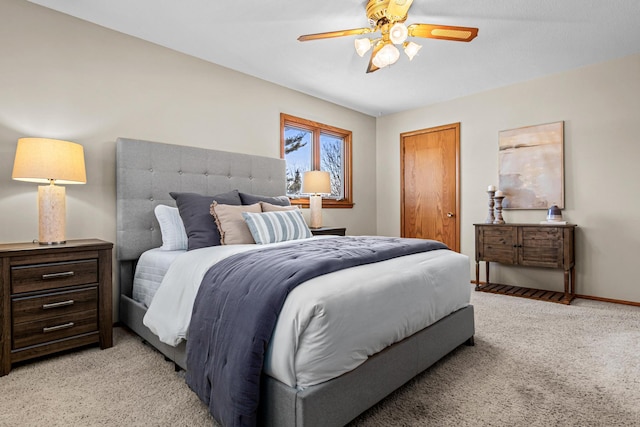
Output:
[{"xmin": 498, "ymin": 121, "xmax": 564, "ymax": 209}]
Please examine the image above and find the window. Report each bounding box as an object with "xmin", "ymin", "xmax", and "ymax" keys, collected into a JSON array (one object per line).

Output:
[{"xmin": 280, "ymin": 113, "xmax": 353, "ymax": 208}]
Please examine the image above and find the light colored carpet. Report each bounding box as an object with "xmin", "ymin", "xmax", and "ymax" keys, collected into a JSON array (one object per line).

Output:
[{"xmin": 1, "ymin": 288, "xmax": 638, "ymax": 426}]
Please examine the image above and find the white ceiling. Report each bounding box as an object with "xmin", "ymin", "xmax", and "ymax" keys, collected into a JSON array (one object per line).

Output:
[{"xmin": 28, "ymin": 0, "xmax": 640, "ymax": 117}]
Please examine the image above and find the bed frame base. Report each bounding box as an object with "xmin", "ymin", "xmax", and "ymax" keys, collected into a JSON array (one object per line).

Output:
[
  {"xmin": 120, "ymin": 290, "xmax": 473, "ymax": 427},
  {"xmin": 120, "ymin": 294, "xmax": 187, "ymax": 369},
  {"xmin": 261, "ymin": 304, "xmax": 474, "ymax": 426}
]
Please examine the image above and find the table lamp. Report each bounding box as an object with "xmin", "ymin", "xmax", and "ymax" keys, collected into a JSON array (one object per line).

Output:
[
  {"xmin": 302, "ymin": 170, "xmax": 330, "ymax": 229},
  {"xmin": 12, "ymin": 137, "xmax": 87, "ymax": 245}
]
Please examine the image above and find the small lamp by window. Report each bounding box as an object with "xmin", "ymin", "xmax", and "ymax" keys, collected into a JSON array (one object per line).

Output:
[
  {"xmin": 12, "ymin": 138, "xmax": 87, "ymax": 245},
  {"xmin": 302, "ymin": 171, "xmax": 331, "ymax": 229}
]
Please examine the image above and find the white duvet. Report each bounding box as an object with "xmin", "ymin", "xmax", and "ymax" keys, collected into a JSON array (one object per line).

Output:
[{"xmin": 143, "ymin": 237, "xmax": 470, "ymax": 389}]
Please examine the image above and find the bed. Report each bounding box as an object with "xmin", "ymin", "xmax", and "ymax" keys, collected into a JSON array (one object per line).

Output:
[{"xmin": 116, "ymin": 137, "xmax": 475, "ymax": 426}]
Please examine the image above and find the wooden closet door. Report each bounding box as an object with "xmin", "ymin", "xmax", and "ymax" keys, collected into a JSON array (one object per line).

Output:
[{"xmin": 401, "ymin": 123, "xmax": 460, "ymax": 252}]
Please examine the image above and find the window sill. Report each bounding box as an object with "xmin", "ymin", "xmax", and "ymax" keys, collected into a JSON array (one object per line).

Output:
[{"xmin": 290, "ymin": 199, "xmax": 354, "ymax": 209}]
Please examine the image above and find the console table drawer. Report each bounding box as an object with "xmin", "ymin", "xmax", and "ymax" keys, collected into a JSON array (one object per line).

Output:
[
  {"xmin": 11, "ymin": 259, "xmax": 98, "ymax": 294},
  {"xmin": 12, "ymin": 287, "xmax": 98, "ymax": 325},
  {"xmin": 12, "ymin": 309, "xmax": 98, "ymax": 349},
  {"xmin": 478, "ymin": 226, "xmax": 517, "ymax": 263}
]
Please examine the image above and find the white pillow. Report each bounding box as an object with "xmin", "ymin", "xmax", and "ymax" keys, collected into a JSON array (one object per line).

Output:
[
  {"xmin": 242, "ymin": 210, "xmax": 312, "ymax": 245},
  {"xmin": 154, "ymin": 205, "xmax": 188, "ymax": 251}
]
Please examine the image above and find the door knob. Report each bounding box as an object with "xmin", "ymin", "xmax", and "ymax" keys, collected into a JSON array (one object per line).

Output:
[{"xmin": 447, "ymin": 212, "xmax": 455, "ymax": 218}]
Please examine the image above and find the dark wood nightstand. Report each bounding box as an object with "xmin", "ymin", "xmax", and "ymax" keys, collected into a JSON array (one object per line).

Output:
[
  {"xmin": 0, "ymin": 239, "xmax": 113, "ymax": 376},
  {"xmin": 310, "ymin": 226, "xmax": 347, "ymax": 236}
]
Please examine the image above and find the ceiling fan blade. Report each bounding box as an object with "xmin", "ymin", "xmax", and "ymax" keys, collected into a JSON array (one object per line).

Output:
[
  {"xmin": 386, "ymin": 0, "xmax": 414, "ymax": 21},
  {"xmin": 366, "ymin": 41, "xmax": 384, "ymax": 74},
  {"xmin": 407, "ymin": 24, "xmax": 478, "ymax": 42},
  {"xmin": 298, "ymin": 28, "xmax": 372, "ymax": 42}
]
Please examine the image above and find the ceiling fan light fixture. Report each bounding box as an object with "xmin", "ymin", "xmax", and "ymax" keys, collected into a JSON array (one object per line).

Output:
[
  {"xmin": 372, "ymin": 43, "xmax": 400, "ymax": 69},
  {"xmin": 389, "ymin": 23, "xmax": 408, "ymax": 44},
  {"xmin": 354, "ymin": 38, "xmax": 372, "ymax": 57},
  {"xmin": 297, "ymin": 0, "xmax": 479, "ymax": 74},
  {"xmin": 403, "ymin": 41, "xmax": 422, "ymax": 60}
]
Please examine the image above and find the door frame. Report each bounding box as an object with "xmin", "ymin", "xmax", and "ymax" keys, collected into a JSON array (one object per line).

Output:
[{"xmin": 400, "ymin": 122, "xmax": 461, "ymax": 252}]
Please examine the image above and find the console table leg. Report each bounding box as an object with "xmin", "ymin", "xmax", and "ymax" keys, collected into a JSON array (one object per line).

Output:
[
  {"xmin": 571, "ymin": 265, "xmax": 576, "ymax": 295},
  {"xmin": 485, "ymin": 261, "xmax": 490, "ymax": 286},
  {"xmin": 475, "ymin": 262, "xmax": 480, "ymax": 290},
  {"xmin": 563, "ymin": 269, "xmax": 572, "ymax": 304}
]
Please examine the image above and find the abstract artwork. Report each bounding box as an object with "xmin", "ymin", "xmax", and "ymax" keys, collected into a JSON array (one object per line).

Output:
[{"xmin": 498, "ymin": 121, "xmax": 564, "ymax": 209}]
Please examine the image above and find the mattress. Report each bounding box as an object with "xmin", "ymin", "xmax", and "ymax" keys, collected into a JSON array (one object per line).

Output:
[
  {"xmin": 132, "ymin": 248, "xmax": 184, "ymax": 307},
  {"xmin": 142, "ymin": 237, "xmax": 471, "ymax": 389}
]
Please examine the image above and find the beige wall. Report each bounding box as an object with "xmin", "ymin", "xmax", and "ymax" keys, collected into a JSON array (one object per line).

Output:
[
  {"xmin": 0, "ymin": 0, "xmax": 378, "ymax": 242},
  {"xmin": 377, "ymin": 53, "xmax": 640, "ymax": 303},
  {"xmin": 2, "ymin": 0, "xmax": 638, "ymax": 305},
  {"xmin": 0, "ymin": 0, "xmax": 376, "ymax": 312}
]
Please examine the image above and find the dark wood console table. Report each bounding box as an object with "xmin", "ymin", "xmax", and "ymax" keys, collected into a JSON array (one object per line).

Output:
[{"xmin": 474, "ymin": 223, "xmax": 577, "ymax": 304}]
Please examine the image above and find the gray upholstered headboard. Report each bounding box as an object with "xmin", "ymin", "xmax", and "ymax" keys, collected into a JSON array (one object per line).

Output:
[{"xmin": 116, "ymin": 137, "xmax": 286, "ymax": 263}]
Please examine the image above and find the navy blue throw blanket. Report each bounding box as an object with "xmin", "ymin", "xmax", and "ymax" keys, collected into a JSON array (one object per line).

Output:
[{"xmin": 186, "ymin": 236, "xmax": 448, "ymax": 427}]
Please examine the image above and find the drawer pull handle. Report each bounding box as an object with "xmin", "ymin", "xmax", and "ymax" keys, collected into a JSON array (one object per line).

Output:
[
  {"xmin": 42, "ymin": 300, "xmax": 75, "ymax": 309},
  {"xmin": 43, "ymin": 322, "xmax": 75, "ymax": 333},
  {"xmin": 42, "ymin": 271, "xmax": 75, "ymax": 280}
]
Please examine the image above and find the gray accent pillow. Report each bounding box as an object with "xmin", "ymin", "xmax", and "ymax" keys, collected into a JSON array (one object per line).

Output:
[
  {"xmin": 170, "ymin": 190, "xmax": 242, "ymax": 250},
  {"xmin": 239, "ymin": 192, "xmax": 290, "ymax": 206}
]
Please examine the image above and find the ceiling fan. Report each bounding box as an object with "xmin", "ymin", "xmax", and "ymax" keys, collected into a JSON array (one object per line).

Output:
[{"xmin": 298, "ymin": 0, "xmax": 478, "ymax": 73}]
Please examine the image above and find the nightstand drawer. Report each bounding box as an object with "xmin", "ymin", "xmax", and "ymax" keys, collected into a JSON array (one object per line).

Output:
[
  {"xmin": 11, "ymin": 259, "xmax": 98, "ymax": 294},
  {"xmin": 12, "ymin": 287, "xmax": 98, "ymax": 325},
  {"xmin": 12, "ymin": 309, "xmax": 98, "ymax": 349}
]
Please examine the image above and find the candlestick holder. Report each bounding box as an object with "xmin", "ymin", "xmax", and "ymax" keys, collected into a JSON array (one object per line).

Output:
[
  {"xmin": 486, "ymin": 190, "xmax": 495, "ymax": 223},
  {"xmin": 493, "ymin": 196, "xmax": 505, "ymax": 224}
]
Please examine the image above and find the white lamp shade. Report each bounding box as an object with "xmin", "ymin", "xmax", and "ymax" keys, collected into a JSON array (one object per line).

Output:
[
  {"xmin": 403, "ymin": 41, "xmax": 422, "ymax": 60},
  {"xmin": 372, "ymin": 43, "xmax": 400, "ymax": 68},
  {"xmin": 389, "ymin": 23, "xmax": 408, "ymax": 44},
  {"xmin": 354, "ymin": 38, "xmax": 372, "ymax": 57},
  {"xmin": 302, "ymin": 171, "xmax": 331, "ymax": 195},
  {"xmin": 12, "ymin": 138, "xmax": 86, "ymax": 184}
]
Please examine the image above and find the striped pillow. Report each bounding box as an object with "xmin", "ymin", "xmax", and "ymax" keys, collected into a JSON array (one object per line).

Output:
[{"xmin": 242, "ymin": 210, "xmax": 312, "ymax": 244}]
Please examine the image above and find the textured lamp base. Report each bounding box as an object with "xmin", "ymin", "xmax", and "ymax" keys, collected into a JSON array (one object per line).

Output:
[
  {"xmin": 38, "ymin": 184, "xmax": 66, "ymax": 245},
  {"xmin": 309, "ymin": 194, "xmax": 323, "ymax": 229}
]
